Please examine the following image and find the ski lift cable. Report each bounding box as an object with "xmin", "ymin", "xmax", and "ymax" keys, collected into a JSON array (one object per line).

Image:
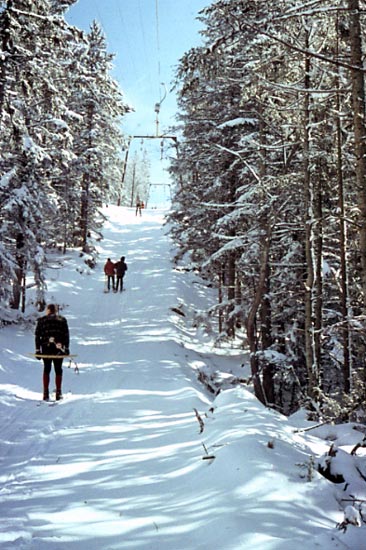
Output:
[
  {"xmin": 155, "ymin": 0, "xmax": 167, "ymax": 134},
  {"xmin": 155, "ymin": 0, "xmax": 161, "ymax": 96},
  {"xmin": 116, "ymin": 2, "xmax": 138, "ymax": 79},
  {"xmin": 138, "ymin": 0, "xmax": 155, "ymax": 96},
  {"xmin": 91, "ymin": 0, "xmax": 105, "ymax": 29}
]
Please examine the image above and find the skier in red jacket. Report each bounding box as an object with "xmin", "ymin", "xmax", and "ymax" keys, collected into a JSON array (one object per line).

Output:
[{"xmin": 104, "ymin": 258, "xmax": 116, "ymax": 291}]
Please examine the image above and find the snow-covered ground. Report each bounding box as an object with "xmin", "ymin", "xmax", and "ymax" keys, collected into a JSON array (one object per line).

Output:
[{"xmin": 0, "ymin": 206, "xmax": 365, "ymax": 549}]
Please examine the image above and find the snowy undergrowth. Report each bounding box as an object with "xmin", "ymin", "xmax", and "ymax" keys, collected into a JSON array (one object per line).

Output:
[{"xmin": 0, "ymin": 206, "xmax": 365, "ymax": 550}]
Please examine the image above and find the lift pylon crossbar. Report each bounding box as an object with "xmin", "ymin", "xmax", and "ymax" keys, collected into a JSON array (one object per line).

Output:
[{"xmin": 131, "ymin": 135, "xmax": 177, "ymax": 142}]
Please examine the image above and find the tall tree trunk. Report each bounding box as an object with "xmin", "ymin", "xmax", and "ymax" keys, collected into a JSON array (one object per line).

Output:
[
  {"xmin": 313, "ymin": 168, "xmax": 323, "ymax": 375},
  {"xmin": 11, "ymin": 232, "xmax": 26, "ymax": 310},
  {"xmin": 0, "ymin": 1, "xmax": 13, "ymax": 120},
  {"xmin": 336, "ymin": 14, "xmax": 351, "ymax": 392},
  {"xmin": 260, "ymin": 262, "xmax": 274, "ymax": 405},
  {"xmin": 80, "ymin": 175, "xmax": 89, "ymax": 250},
  {"xmin": 349, "ymin": 0, "xmax": 366, "ymax": 301},
  {"xmin": 303, "ymin": 28, "xmax": 318, "ymax": 396},
  {"xmin": 257, "ymin": 99, "xmax": 274, "ymax": 403},
  {"xmin": 226, "ymin": 251, "xmax": 236, "ymax": 338},
  {"xmin": 218, "ymin": 267, "xmax": 224, "ymax": 334},
  {"xmin": 246, "ymin": 227, "xmax": 272, "ymax": 406},
  {"xmin": 222, "ymin": 168, "xmax": 239, "ymax": 339},
  {"xmin": 80, "ymin": 104, "xmax": 94, "ymax": 251}
]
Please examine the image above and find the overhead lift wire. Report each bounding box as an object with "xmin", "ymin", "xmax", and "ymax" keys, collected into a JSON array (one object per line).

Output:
[
  {"xmin": 137, "ymin": 0, "xmax": 155, "ymax": 97},
  {"xmin": 155, "ymin": 0, "xmax": 162, "ymax": 99},
  {"xmin": 117, "ymin": 2, "xmax": 138, "ymax": 80}
]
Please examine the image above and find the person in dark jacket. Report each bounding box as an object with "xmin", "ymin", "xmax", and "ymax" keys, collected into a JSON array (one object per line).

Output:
[
  {"xmin": 35, "ymin": 303, "xmax": 70, "ymax": 401},
  {"xmin": 114, "ymin": 256, "xmax": 128, "ymax": 292},
  {"xmin": 104, "ymin": 258, "xmax": 116, "ymax": 291},
  {"xmin": 135, "ymin": 201, "xmax": 141, "ymax": 216}
]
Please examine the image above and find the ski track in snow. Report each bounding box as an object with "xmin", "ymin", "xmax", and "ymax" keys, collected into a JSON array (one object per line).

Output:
[
  {"xmin": 0, "ymin": 207, "xmax": 221, "ymax": 550},
  {"xmin": 0, "ymin": 206, "xmax": 364, "ymax": 550}
]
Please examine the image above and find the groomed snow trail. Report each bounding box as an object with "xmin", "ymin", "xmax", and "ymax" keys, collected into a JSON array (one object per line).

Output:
[
  {"xmin": 0, "ymin": 207, "xmax": 217, "ymax": 550},
  {"xmin": 2, "ymin": 206, "xmax": 363, "ymax": 550}
]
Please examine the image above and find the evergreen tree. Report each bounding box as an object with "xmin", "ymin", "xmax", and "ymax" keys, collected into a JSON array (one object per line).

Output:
[
  {"xmin": 0, "ymin": 0, "xmax": 64, "ymax": 312},
  {"xmin": 0, "ymin": 3, "xmax": 129, "ymax": 317},
  {"xmin": 69, "ymin": 21, "xmax": 128, "ymax": 251},
  {"xmin": 170, "ymin": 0, "xmax": 366, "ymax": 417}
]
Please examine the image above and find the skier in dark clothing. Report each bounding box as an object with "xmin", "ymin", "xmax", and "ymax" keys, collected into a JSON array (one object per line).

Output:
[
  {"xmin": 35, "ymin": 303, "xmax": 70, "ymax": 401},
  {"xmin": 114, "ymin": 256, "xmax": 128, "ymax": 292}
]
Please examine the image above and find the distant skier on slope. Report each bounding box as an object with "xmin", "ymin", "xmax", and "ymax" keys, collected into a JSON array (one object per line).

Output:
[
  {"xmin": 35, "ymin": 303, "xmax": 70, "ymax": 401},
  {"xmin": 114, "ymin": 256, "xmax": 128, "ymax": 292},
  {"xmin": 135, "ymin": 201, "xmax": 142, "ymax": 216},
  {"xmin": 104, "ymin": 258, "xmax": 116, "ymax": 292}
]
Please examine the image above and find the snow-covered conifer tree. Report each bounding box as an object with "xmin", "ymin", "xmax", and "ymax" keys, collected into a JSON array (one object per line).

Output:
[
  {"xmin": 0, "ymin": 0, "xmax": 64, "ymax": 313},
  {"xmin": 170, "ymin": 0, "xmax": 366, "ymax": 416},
  {"xmin": 66, "ymin": 21, "xmax": 128, "ymax": 251},
  {"xmin": 0, "ymin": 2, "xmax": 129, "ymax": 318}
]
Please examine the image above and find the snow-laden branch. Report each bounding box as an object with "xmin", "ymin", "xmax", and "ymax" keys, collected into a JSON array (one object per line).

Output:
[
  {"xmin": 214, "ymin": 142, "xmax": 261, "ymax": 184},
  {"xmin": 245, "ymin": 21, "xmax": 366, "ymax": 74},
  {"xmin": 9, "ymin": 7, "xmax": 58, "ymax": 22}
]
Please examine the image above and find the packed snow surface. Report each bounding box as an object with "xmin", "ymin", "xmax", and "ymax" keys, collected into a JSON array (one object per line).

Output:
[{"xmin": 0, "ymin": 206, "xmax": 365, "ymax": 549}]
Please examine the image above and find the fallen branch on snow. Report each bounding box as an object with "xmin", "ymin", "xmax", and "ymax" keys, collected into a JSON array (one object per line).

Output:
[
  {"xmin": 194, "ymin": 408, "xmax": 205, "ymax": 433},
  {"xmin": 170, "ymin": 307, "xmax": 185, "ymax": 317},
  {"xmin": 202, "ymin": 442, "xmax": 215, "ymax": 461}
]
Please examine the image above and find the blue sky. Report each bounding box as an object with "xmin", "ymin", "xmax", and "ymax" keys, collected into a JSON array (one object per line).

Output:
[{"xmin": 65, "ymin": 0, "xmax": 209, "ymax": 192}]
